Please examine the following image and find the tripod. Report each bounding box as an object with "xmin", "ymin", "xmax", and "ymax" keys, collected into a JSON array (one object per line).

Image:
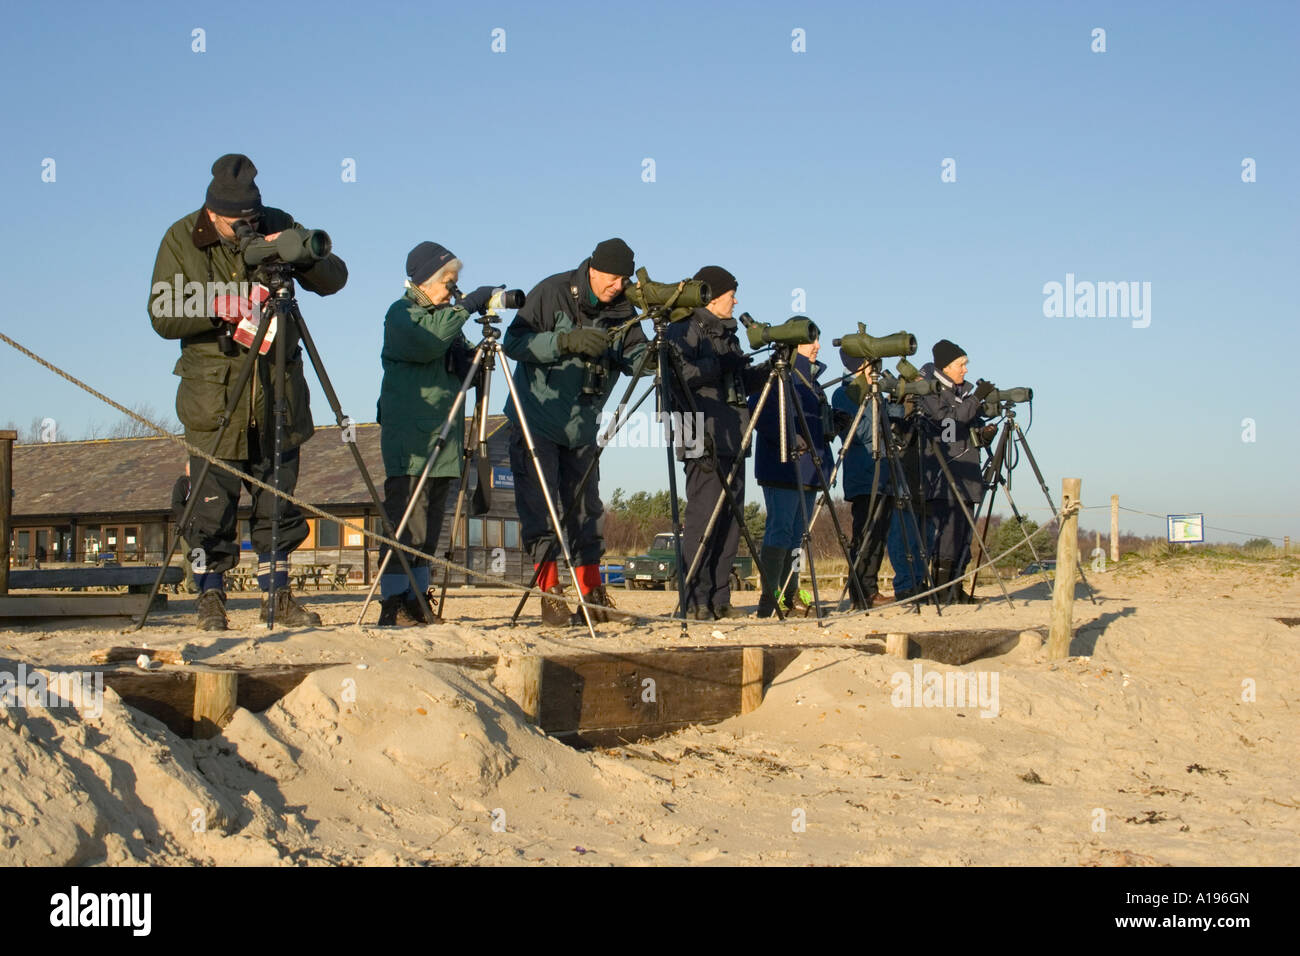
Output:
[
  {"xmin": 355, "ymin": 308, "xmax": 601, "ymax": 639},
  {"xmin": 730, "ymin": 344, "xmax": 868, "ymax": 622},
  {"xmin": 136, "ymin": 259, "xmax": 428, "ymax": 630},
  {"xmin": 509, "ymin": 309, "xmax": 790, "ymax": 629},
  {"xmin": 972, "ymin": 404, "xmax": 1097, "ymax": 604},
  {"xmin": 823, "ymin": 367, "xmax": 938, "ymax": 612}
]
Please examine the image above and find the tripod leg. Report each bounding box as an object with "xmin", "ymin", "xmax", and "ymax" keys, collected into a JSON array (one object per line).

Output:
[
  {"xmin": 1012, "ymin": 422, "xmax": 1098, "ymax": 604},
  {"xmin": 783, "ymin": 371, "xmax": 868, "ymax": 614},
  {"xmin": 925, "ymin": 436, "xmax": 1015, "ymax": 609},
  {"xmin": 500, "ymin": 357, "xmax": 597, "ymax": 639},
  {"xmin": 356, "ymin": 346, "xmax": 486, "ymax": 625},
  {"xmin": 133, "ymin": 303, "xmax": 279, "ymax": 630},
  {"xmin": 657, "ymin": 363, "xmax": 690, "ymax": 632},
  {"xmin": 507, "ymin": 347, "xmax": 655, "ymax": 625},
  {"xmin": 658, "ymin": 339, "xmax": 773, "ymax": 620},
  {"xmin": 887, "ymin": 435, "xmax": 937, "ymax": 612},
  {"xmin": 674, "ymin": 373, "xmax": 785, "ymax": 620},
  {"xmin": 296, "ymin": 305, "xmax": 429, "ymax": 619}
]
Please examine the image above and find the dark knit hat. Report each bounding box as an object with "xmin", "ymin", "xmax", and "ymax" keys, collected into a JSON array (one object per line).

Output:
[
  {"xmin": 840, "ymin": 347, "xmax": 863, "ymax": 371},
  {"xmin": 590, "ymin": 238, "xmax": 635, "ymax": 276},
  {"xmin": 932, "ymin": 339, "xmax": 967, "ymax": 370},
  {"xmin": 406, "ymin": 241, "xmax": 457, "ymax": 286},
  {"xmin": 205, "ymin": 154, "xmax": 262, "ymax": 217},
  {"xmin": 693, "ymin": 265, "xmax": 737, "ymax": 301}
]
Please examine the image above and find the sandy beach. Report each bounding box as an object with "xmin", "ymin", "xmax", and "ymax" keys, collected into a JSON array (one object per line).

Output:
[{"xmin": 2, "ymin": 552, "xmax": 1297, "ymax": 866}]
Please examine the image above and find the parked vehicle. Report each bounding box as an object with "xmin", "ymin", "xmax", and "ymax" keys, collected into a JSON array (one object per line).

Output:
[
  {"xmin": 623, "ymin": 532, "xmax": 753, "ymax": 591},
  {"xmin": 1019, "ymin": 559, "xmax": 1057, "ymax": 577}
]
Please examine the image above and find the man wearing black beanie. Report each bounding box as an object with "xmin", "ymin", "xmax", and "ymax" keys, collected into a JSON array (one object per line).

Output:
[
  {"xmin": 503, "ymin": 239, "xmax": 647, "ymax": 625},
  {"xmin": 916, "ymin": 340, "xmax": 996, "ymax": 604},
  {"xmin": 149, "ymin": 154, "xmax": 348, "ymax": 631},
  {"xmin": 663, "ymin": 265, "xmax": 766, "ymax": 619}
]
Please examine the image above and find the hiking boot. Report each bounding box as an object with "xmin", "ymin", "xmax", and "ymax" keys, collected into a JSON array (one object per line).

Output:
[
  {"xmin": 260, "ymin": 588, "xmax": 322, "ymax": 627},
  {"xmin": 541, "ymin": 585, "xmax": 570, "ymax": 626},
  {"xmin": 788, "ymin": 587, "xmax": 815, "ymax": 617},
  {"xmin": 575, "ymin": 585, "xmax": 629, "ymax": 625},
  {"xmin": 689, "ymin": 606, "xmax": 714, "ymax": 621},
  {"xmin": 196, "ymin": 589, "xmax": 228, "ymax": 631},
  {"xmin": 378, "ymin": 594, "xmax": 423, "ymax": 627},
  {"xmin": 713, "ymin": 604, "xmax": 747, "ymax": 619}
]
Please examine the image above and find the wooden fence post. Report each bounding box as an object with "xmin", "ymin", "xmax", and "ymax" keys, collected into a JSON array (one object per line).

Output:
[
  {"xmin": 1048, "ymin": 478, "xmax": 1082, "ymax": 661},
  {"xmin": 1110, "ymin": 494, "xmax": 1119, "ymax": 564},
  {"xmin": 0, "ymin": 430, "xmax": 15, "ymax": 595},
  {"xmin": 191, "ymin": 670, "xmax": 238, "ymax": 739}
]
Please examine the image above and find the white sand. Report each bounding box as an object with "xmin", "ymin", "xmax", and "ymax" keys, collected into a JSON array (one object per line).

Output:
[{"xmin": 2, "ymin": 554, "xmax": 1297, "ymax": 865}]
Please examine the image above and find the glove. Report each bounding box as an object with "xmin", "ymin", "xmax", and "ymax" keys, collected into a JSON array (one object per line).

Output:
[
  {"xmin": 458, "ymin": 285, "xmax": 502, "ymax": 315},
  {"xmin": 974, "ymin": 379, "xmax": 995, "ymax": 401},
  {"xmin": 978, "ymin": 424, "xmax": 999, "ymax": 445},
  {"xmin": 719, "ymin": 350, "xmax": 745, "ymax": 374},
  {"xmin": 557, "ymin": 327, "xmax": 610, "ymax": 357}
]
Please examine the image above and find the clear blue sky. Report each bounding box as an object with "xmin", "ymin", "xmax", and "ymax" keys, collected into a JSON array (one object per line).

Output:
[{"xmin": 2, "ymin": 0, "xmax": 1297, "ymax": 543}]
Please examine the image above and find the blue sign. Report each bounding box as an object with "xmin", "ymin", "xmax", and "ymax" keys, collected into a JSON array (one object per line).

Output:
[{"xmin": 492, "ymin": 466, "xmax": 514, "ymax": 490}]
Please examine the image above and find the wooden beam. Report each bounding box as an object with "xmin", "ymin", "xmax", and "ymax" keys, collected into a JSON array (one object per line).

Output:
[
  {"xmin": 0, "ymin": 594, "xmax": 160, "ymax": 619},
  {"xmin": 8, "ymin": 566, "xmax": 183, "ymax": 589}
]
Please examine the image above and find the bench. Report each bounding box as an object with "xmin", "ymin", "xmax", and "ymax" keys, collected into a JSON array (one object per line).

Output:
[{"xmin": 8, "ymin": 566, "xmax": 182, "ymax": 610}]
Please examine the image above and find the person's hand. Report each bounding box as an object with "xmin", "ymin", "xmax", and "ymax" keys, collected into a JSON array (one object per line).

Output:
[
  {"xmin": 557, "ymin": 327, "xmax": 610, "ymax": 357},
  {"xmin": 974, "ymin": 379, "xmax": 996, "ymax": 401},
  {"xmin": 458, "ymin": 285, "xmax": 502, "ymax": 315}
]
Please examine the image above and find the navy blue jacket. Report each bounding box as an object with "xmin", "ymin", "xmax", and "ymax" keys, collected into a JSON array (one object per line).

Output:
[
  {"xmin": 916, "ymin": 362, "xmax": 987, "ymax": 503},
  {"xmin": 831, "ymin": 375, "xmax": 899, "ymax": 499},
  {"xmin": 751, "ymin": 354, "xmax": 832, "ymax": 490}
]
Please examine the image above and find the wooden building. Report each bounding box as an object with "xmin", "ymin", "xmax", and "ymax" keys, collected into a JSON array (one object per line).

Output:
[{"xmin": 6, "ymin": 419, "xmax": 528, "ymax": 586}]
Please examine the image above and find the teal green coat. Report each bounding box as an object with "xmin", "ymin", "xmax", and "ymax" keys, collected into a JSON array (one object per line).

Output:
[{"xmin": 379, "ymin": 289, "xmax": 471, "ymax": 478}]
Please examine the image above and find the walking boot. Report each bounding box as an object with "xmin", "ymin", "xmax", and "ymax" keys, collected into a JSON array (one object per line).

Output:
[
  {"xmin": 541, "ymin": 585, "xmax": 571, "ymax": 626},
  {"xmin": 378, "ymin": 593, "xmax": 423, "ymax": 627},
  {"xmin": 932, "ymin": 561, "xmax": 958, "ymax": 607},
  {"xmin": 756, "ymin": 546, "xmax": 787, "ymax": 618},
  {"xmin": 196, "ymin": 589, "xmax": 228, "ymax": 631},
  {"xmin": 260, "ymin": 588, "xmax": 323, "ymax": 627},
  {"xmin": 584, "ymin": 584, "xmax": 631, "ymax": 623}
]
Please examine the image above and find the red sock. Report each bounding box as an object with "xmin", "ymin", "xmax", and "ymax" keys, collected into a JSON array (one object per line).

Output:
[
  {"xmin": 535, "ymin": 561, "xmax": 558, "ymax": 591},
  {"xmin": 576, "ymin": 563, "xmax": 602, "ymax": 594}
]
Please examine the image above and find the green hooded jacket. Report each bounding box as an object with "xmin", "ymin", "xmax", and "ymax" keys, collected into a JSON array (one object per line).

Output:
[
  {"xmin": 379, "ymin": 286, "xmax": 472, "ymax": 478},
  {"xmin": 149, "ymin": 206, "xmax": 348, "ymax": 460}
]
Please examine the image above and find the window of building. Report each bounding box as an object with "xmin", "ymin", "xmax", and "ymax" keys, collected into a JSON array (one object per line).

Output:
[
  {"xmin": 485, "ymin": 519, "xmax": 502, "ymax": 549},
  {"xmin": 317, "ymin": 520, "xmax": 340, "ymax": 548},
  {"xmin": 504, "ymin": 519, "xmax": 519, "ymax": 549},
  {"xmin": 467, "ymin": 517, "xmax": 483, "ymax": 547}
]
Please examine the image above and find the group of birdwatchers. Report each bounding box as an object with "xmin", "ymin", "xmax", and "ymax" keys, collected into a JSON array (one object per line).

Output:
[{"xmin": 153, "ymin": 155, "xmax": 1001, "ymax": 631}]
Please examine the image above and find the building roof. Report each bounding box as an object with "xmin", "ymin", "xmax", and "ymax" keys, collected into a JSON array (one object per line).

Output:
[{"xmin": 9, "ymin": 418, "xmax": 510, "ymax": 521}]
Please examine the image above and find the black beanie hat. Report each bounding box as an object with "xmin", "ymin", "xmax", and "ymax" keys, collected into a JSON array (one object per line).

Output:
[
  {"xmin": 932, "ymin": 339, "xmax": 967, "ymax": 370},
  {"xmin": 590, "ymin": 238, "xmax": 635, "ymax": 276},
  {"xmin": 840, "ymin": 347, "xmax": 863, "ymax": 372},
  {"xmin": 693, "ymin": 265, "xmax": 737, "ymax": 301},
  {"xmin": 205, "ymin": 154, "xmax": 262, "ymax": 217},
  {"xmin": 406, "ymin": 241, "xmax": 456, "ymax": 286}
]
